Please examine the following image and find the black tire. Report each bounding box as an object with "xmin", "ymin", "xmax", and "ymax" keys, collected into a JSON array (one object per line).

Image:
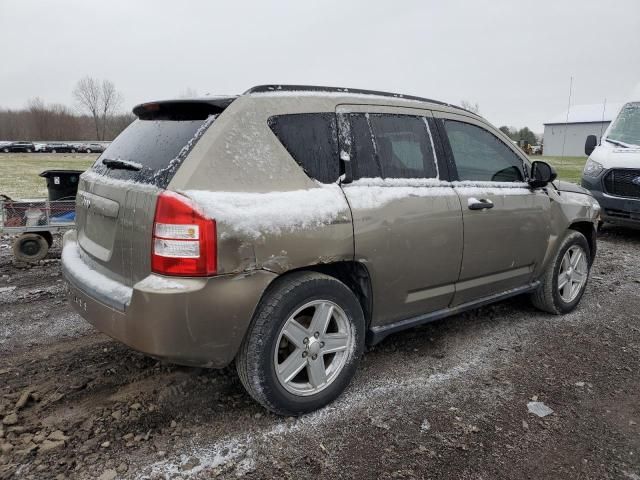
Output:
[
  {"xmin": 236, "ymin": 272, "xmax": 365, "ymax": 416},
  {"xmin": 531, "ymin": 231, "xmax": 591, "ymax": 314},
  {"xmin": 86, "ymin": 149, "xmax": 92, "ymax": 153},
  {"xmin": 13, "ymin": 234, "xmax": 49, "ymax": 263},
  {"xmin": 71, "ymin": 148, "xmax": 76, "ymax": 153},
  {"xmin": 51, "ymin": 149, "xmax": 56, "ymax": 153},
  {"xmin": 2, "ymin": 148, "xmax": 8, "ymax": 153}
]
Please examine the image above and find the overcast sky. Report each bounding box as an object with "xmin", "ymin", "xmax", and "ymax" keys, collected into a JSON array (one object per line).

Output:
[{"xmin": 1, "ymin": 0, "xmax": 639, "ymax": 132}]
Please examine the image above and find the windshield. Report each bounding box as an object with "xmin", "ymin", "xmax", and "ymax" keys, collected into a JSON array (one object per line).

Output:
[{"xmin": 607, "ymin": 102, "xmax": 640, "ymax": 147}]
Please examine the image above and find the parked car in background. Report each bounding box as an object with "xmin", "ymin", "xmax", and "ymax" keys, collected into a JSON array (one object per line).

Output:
[
  {"xmin": 44, "ymin": 143, "xmax": 77, "ymax": 153},
  {"xmin": 76, "ymin": 143, "xmax": 106, "ymax": 153},
  {"xmin": 1, "ymin": 141, "xmax": 36, "ymax": 153},
  {"xmin": 62, "ymin": 85, "xmax": 600, "ymax": 415},
  {"xmin": 582, "ymin": 100, "xmax": 640, "ymax": 226}
]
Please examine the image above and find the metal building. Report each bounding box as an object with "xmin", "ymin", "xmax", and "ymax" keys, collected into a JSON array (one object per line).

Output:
[{"xmin": 543, "ymin": 103, "xmax": 623, "ymax": 157}]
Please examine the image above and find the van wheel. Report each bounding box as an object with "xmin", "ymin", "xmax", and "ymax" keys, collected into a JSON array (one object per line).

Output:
[
  {"xmin": 236, "ymin": 272, "xmax": 365, "ymax": 415},
  {"xmin": 13, "ymin": 234, "xmax": 49, "ymax": 263},
  {"xmin": 531, "ymin": 231, "xmax": 590, "ymax": 314}
]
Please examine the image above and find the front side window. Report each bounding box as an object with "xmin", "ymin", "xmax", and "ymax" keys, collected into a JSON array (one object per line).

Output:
[
  {"xmin": 268, "ymin": 113, "xmax": 340, "ymax": 184},
  {"xmin": 444, "ymin": 120, "xmax": 524, "ymax": 182},
  {"xmin": 346, "ymin": 113, "xmax": 437, "ymax": 180}
]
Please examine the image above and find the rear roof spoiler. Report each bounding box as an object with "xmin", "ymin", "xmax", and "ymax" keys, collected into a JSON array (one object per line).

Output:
[{"xmin": 133, "ymin": 97, "xmax": 238, "ymax": 120}]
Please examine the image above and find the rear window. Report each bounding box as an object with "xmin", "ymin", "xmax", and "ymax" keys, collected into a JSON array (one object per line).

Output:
[
  {"xmin": 268, "ymin": 113, "xmax": 341, "ymax": 183},
  {"xmin": 92, "ymin": 118, "xmax": 213, "ymax": 187}
]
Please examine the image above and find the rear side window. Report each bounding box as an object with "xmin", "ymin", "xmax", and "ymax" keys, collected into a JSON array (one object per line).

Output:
[
  {"xmin": 268, "ymin": 113, "xmax": 340, "ymax": 184},
  {"xmin": 93, "ymin": 118, "xmax": 213, "ymax": 187},
  {"xmin": 444, "ymin": 120, "xmax": 524, "ymax": 182},
  {"xmin": 347, "ymin": 113, "xmax": 437, "ymax": 180}
]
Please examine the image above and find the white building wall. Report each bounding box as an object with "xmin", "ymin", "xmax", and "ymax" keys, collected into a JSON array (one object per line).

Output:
[{"xmin": 543, "ymin": 122, "xmax": 610, "ymax": 157}]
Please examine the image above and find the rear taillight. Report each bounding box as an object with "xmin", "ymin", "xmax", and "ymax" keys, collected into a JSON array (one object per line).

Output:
[{"xmin": 152, "ymin": 191, "xmax": 216, "ymax": 276}]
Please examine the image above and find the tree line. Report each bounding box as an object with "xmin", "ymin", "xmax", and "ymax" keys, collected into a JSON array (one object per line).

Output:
[
  {"xmin": 460, "ymin": 101, "xmax": 540, "ymax": 146},
  {"xmin": 0, "ymin": 77, "xmax": 134, "ymax": 142}
]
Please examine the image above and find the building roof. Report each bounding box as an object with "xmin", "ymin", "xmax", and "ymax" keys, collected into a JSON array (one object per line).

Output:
[{"xmin": 544, "ymin": 102, "xmax": 624, "ymax": 125}]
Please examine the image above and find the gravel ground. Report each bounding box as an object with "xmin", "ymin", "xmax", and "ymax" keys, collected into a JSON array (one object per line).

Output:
[{"xmin": 0, "ymin": 227, "xmax": 639, "ymax": 480}]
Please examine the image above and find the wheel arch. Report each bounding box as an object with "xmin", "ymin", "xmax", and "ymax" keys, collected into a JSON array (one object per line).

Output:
[
  {"xmin": 264, "ymin": 261, "xmax": 374, "ymax": 330},
  {"xmin": 568, "ymin": 221, "xmax": 597, "ymax": 265}
]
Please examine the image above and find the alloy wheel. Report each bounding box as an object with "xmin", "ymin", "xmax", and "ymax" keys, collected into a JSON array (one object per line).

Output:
[
  {"xmin": 558, "ymin": 245, "xmax": 588, "ymax": 303},
  {"xmin": 274, "ymin": 300, "xmax": 353, "ymax": 396}
]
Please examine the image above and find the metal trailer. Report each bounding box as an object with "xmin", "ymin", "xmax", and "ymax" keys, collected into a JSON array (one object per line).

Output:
[{"xmin": 1, "ymin": 197, "xmax": 76, "ymax": 262}]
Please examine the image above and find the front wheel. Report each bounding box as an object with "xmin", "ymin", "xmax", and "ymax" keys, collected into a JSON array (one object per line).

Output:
[
  {"xmin": 236, "ymin": 272, "xmax": 365, "ymax": 415},
  {"xmin": 531, "ymin": 231, "xmax": 591, "ymax": 314}
]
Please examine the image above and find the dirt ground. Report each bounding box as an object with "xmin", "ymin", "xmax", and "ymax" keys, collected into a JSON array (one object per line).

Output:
[{"xmin": 0, "ymin": 227, "xmax": 639, "ymax": 480}]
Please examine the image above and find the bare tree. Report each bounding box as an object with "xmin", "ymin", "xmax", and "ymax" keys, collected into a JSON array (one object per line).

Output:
[
  {"xmin": 73, "ymin": 77, "xmax": 123, "ymax": 140},
  {"xmin": 73, "ymin": 77, "xmax": 102, "ymax": 139},
  {"xmin": 99, "ymin": 80, "xmax": 123, "ymax": 140},
  {"xmin": 460, "ymin": 100, "xmax": 481, "ymax": 115}
]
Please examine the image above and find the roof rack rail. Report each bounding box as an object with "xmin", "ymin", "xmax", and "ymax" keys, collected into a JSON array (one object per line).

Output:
[{"xmin": 244, "ymin": 84, "xmax": 468, "ymax": 112}]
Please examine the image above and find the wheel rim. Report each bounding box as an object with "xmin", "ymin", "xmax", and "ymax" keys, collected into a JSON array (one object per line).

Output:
[
  {"xmin": 558, "ymin": 245, "xmax": 588, "ymax": 303},
  {"xmin": 20, "ymin": 239, "xmax": 40, "ymax": 256},
  {"xmin": 274, "ymin": 300, "xmax": 353, "ymax": 397}
]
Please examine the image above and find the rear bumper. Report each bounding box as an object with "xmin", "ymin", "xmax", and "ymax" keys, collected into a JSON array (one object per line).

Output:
[
  {"xmin": 61, "ymin": 230, "xmax": 276, "ymax": 368},
  {"xmin": 581, "ymin": 175, "xmax": 640, "ymax": 226}
]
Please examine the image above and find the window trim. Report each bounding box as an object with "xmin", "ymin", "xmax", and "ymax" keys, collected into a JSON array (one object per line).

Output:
[{"xmin": 433, "ymin": 112, "xmax": 531, "ymax": 183}]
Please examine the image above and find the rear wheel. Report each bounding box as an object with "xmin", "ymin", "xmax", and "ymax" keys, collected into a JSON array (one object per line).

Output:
[
  {"xmin": 13, "ymin": 233, "xmax": 49, "ymax": 263},
  {"xmin": 71, "ymin": 148, "xmax": 76, "ymax": 153},
  {"xmin": 531, "ymin": 231, "xmax": 590, "ymax": 314},
  {"xmin": 26, "ymin": 148, "xmax": 32, "ymax": 153},
  {"xmin": 236, "ymin": 272, "xmax": 365, "ymax": 415},
  {"xmin": 51, "ymin": 149, "xmax": 57, "ymax": 153},
  {"xmin": 2, "ymin": 148, "xmax": 8, "ymax": 153}
]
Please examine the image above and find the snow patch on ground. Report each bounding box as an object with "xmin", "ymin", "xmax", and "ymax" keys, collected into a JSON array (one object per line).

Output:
[
  {"xmin": 138, "ymin": 439, "xmax": 246, "ymax": 479},
  {"xmin": 185, "ymin": 184, "xmax": 349, "ymax": 238},
  {"xmin": 143, "ymin": 341, "xmax": 490, "ymax": 478}
]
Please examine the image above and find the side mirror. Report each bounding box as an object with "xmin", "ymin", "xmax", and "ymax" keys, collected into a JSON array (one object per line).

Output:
[
  {"xmin": 585, "ymin": 135, "xmax": 598, "ymax": 156},
  {"xmin": 529, "ymin": 161, "xmax": 557, "ymax": 188}
]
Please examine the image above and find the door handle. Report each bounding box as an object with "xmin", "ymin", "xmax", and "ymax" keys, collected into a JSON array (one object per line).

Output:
[{"xmin": 468, "ymin": 197, "xmax": 494, "ymax": 210}]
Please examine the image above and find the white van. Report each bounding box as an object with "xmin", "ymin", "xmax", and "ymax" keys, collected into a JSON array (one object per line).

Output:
[{"xmin": 582, "ymin": 101, "xmax": 640, "ymax": 226}]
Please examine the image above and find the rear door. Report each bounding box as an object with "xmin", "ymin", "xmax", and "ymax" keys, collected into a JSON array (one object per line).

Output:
[
  {"xmin": 433, "ymin": 112, "xmax": 551, "ymax": 304},
  {"xmin": 76, "ymin": 101, "xmax": 227, "ymax": 287},
  {"xmin": 336, "ymin": 104, "xmax": 463, "ymax": 327}
]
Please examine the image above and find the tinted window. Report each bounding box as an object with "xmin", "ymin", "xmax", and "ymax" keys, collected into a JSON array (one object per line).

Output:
[
  {"xmin": 92, "ymin": 118, "xmax": 213, "ymax": 187},
  {"xmin": 349, "ymin": 114, "xmax": 380, "ymax": 178},
  {"xmin": 347, "ymin": 113, "xmax": 437, "ymax": 180},
  {"xmin": 369, "ymin": 114, "xmax": 437, "ymax": 179},
  {"xmin": 444, "ymin": 121, "xmax": 524, "ymax": 182},
  {"xmin": 268, "ymin": 113, "xmax": 340, "ymax": 184}
]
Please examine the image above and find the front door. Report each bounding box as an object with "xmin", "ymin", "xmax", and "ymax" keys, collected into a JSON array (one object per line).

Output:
[
  {"xmin": 337, "ymin": 105, "xmax": 463, "ymax": 327},
  {"xmin": 433, "ymin": 112, "xmax": 552, "ymax": 305}
]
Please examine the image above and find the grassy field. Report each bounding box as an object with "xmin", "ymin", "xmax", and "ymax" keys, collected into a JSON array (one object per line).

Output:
[
  {"xmin": 530, "ymin": 155, "xmax": 587, "ymax": 184},
  {"xmin": 0, "ymin": 153, "xmax": 97, "ymax": 199}
]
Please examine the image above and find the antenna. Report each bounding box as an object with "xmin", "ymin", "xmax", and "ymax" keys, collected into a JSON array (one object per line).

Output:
[
  {"xmin": 560, "ymin": 76, "xmax": 573, "ymax": 164},
  {"xmin": 598, "ymin": 98, "xmax": 607, "ymax": 144}
]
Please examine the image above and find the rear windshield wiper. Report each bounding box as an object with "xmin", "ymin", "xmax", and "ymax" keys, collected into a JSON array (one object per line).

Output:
[
  {"xmin": 604, "ymin": 138, "xmax": 630, "ymax": 148},
  {"xmin": 102, "ymin": 158, "xmax": 142, "ymax": 171}
]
